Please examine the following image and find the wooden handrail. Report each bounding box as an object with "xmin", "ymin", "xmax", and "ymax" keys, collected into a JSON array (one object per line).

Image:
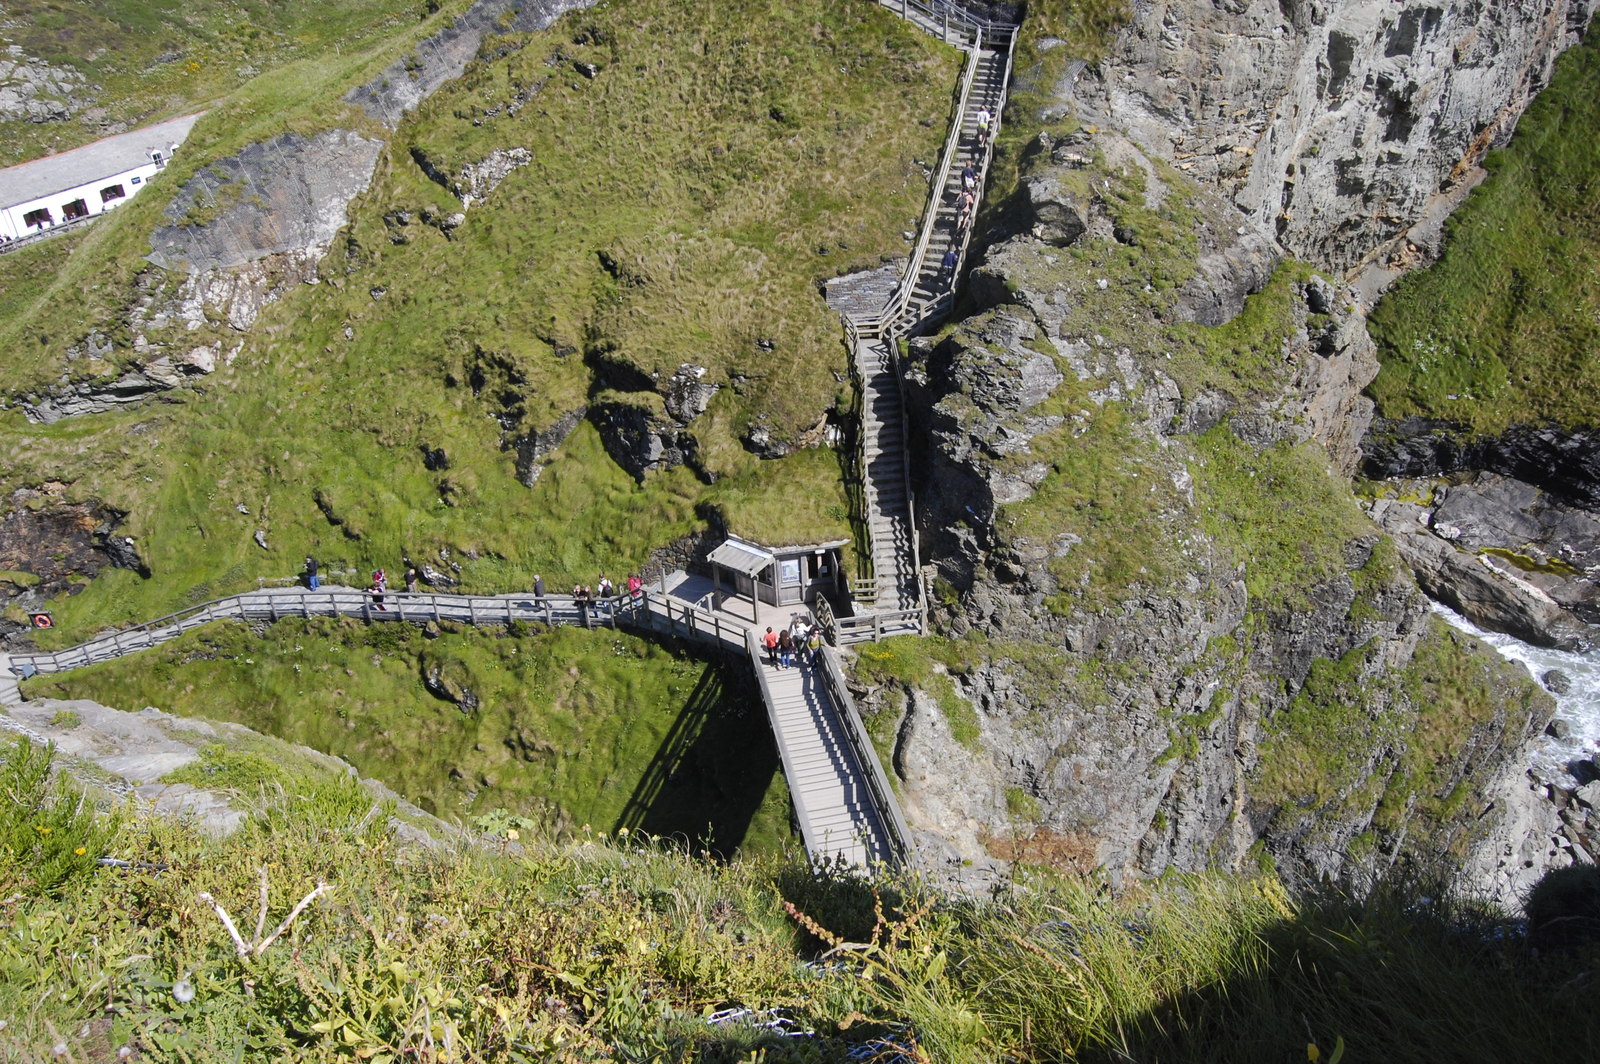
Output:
[{"xmin": 818, "ymin": 645, "xmax": 913, "ymax": 864}]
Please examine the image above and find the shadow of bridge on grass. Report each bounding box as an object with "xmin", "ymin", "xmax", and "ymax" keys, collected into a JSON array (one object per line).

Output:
[{"xmin": 612, "ymin": 658, "xmax": 782, "ymax": 858}]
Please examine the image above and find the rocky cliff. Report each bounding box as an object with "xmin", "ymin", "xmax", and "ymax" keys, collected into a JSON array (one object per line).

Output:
[
  {"xmin": 1082, "ymin": 0, "xmax": 1596, "ymax": 276},
  {"xmin": 875, "ymin": 0, "xmax": 1595, "ymax": 902}
]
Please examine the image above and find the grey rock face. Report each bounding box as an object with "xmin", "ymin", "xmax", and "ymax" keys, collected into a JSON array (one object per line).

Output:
[
  {"xmin": 1367, "ymin": 494, "xmax": 1592, "ymax": 651},
  {"xmin": 1364, "ymin": 418, "xmax": 1600, "ymax": 513},
  {"xmin": 879, "ymin": 2, "xmax": 1578, "ymax": 892},
  {"xmin": 0, "ymin": 50, "xmax": 89, "ymax": 123},
  {"xmin": 148, "ymin": 129, "xmax": 383, "ymax": 274},
  {"xmin": 346, "ymin": 0, "xmax": 599, "ymax": 127},
  {"xmin": 1082, "ymin": 0, "xmax": 1597, "ymax": 273},
  {"xmin": 457, "ymin": 147, "xmax": 532, "ymax": 207},
  {"xmin": 590, "ymin": 400, "xmax": 686, "ymax": 481}
]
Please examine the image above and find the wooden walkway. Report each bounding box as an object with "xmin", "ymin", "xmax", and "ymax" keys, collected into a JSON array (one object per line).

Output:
[
  {"xmin": 6, "ymin": 579, "xmax": 914, "ymax": 868},
  {"xmin": 844, "ymin": 3, "xmax": 1016, "ymax": 620},
  {"xmin": 745, "ymin": 631, "xmax": 910, "ymax": 867},
  {"xmin": 6, "ymin": 0, "xmax": 1021, "ymax": 873}
]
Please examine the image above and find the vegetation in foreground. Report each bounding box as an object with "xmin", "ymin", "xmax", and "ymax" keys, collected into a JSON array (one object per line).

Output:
[
  {"xmin": 2, "ymin": 737, "xmax": 1595, "ymax": 1063},
  {"xmin": 1367, "ymin": 30, "xmax": 1600, "ymax": 433},
  {"xmin": 23, "ymin": 618, "xmax": 793, "ymax": 857}
]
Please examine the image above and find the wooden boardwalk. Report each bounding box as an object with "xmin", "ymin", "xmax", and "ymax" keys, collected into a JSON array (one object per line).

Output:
[
  {"xmin": 6, "ymin": 0, "xmax": 1020, "ymax": 872},
  {"xmin": 745, "ymin": 632, "xmax": 909, "ymax": 867},
  {"xmin": 6, "ymin": 580, "xmax": 913, "ymax": 868},
  {"xmin": 844, "ymin": 3, "xmax": 1016, "ymax": 620}
]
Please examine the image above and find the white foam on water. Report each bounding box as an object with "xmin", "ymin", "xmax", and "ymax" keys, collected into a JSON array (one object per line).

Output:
[{"xmin": 1431, "ymin": 603, "xmax": 1600, "ymax": 783}]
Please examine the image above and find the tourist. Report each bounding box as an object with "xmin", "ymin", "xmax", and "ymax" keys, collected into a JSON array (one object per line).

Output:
[
  {"xmin": 405, "ymin": 566, "xmax": 419, "ymax": 592},
  {"xmin": 598, "ymin": 574, "xmax": 615, "ymax": 598},
  {"xmin": 763, "ymin": 626, "xmax": 779, "ymax": 667},
  {"xmin": 370, "ymin": 583, "xmax": 386, "ymax": 611},
  {"xmin": 533, "ymin": 573, "xmax": 546, "ymax": 604},
  {"xmin": 940, "ymin": 248, "xmax": 958, "ymax": 285},
  {"xmin": 807, "ymin": 626, "xmax": 824, "ymax": 665},
  {"xmin": 778, "ymin": 628, "xmax": 794, "ymax": 668},
  {"xmin": 961, "ymin": 163, "xmax": 977, "ymax": 191},
  {"xmin": 304, "ymin": 555, "xmax": 320, "ymax": 591},
  {"xmin": 372, "ymin": 568, "xmax": 387, "ymax": 592}
]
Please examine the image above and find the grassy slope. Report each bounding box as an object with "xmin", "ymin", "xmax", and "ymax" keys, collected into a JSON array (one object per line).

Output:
[
  {"xmin": 25, "ymin": 618, "xmax": 793, "ymax": 855},
  {"xmin": 2, "ymin": 741, "xmax": 1594, "ymax": 1063},
  {"xmin": 0, "ymin": 0, "xmax": 413, "ymax": 165},
  {"xmin": 1367, "ymin": 31, "xmax": 1600, "ymax": 432},
  {"xmin": 0, "ymin": 0, "xmax": 953, "ymax": 638}
]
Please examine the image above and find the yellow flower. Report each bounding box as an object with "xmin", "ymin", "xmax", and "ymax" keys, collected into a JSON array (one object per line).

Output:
[
  {"xmin": 34, "ymin": 825, "xmax": 51, "ymax": 834},
  {"xmin": 506, "ymin": 829, "xmax": 519, "ymax": 842},
  {"xmin": 617, "ymin": 827, "xmax": 630, "ymax": 837},
  {"xmin": 75, "ymin": 847, "xmax": 86, "ymax": 856}
]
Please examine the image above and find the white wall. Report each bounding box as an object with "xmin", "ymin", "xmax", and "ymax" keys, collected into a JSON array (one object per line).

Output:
[{"xmin": 0, "ymin": 160, "xmax": 163, "ymax": 241}]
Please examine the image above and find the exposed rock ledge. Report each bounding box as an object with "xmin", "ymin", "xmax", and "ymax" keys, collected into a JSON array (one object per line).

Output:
[{"xmin": 1, "ymin": 696, "xmax": 449, "ymax": 845}]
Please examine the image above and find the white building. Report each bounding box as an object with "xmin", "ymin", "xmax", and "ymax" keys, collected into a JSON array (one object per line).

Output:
[{"xmin": 0, "ymin": 112, "xmax": 204, "ymax": 243}]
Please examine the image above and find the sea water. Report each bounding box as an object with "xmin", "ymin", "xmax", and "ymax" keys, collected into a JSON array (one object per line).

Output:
[{"xmin": 1432, "ymin": 603, "xmax": 1600, "ymax": 784}]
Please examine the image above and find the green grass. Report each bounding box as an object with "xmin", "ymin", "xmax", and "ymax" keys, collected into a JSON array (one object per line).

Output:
[
  {"xmin": 1253, "ymin": 617, "xmax": 1547, "ymax": 859},
  {"xmin": 24, "ymin": 617, "xmax": 794, "ymax": 856},
  {"xmin": 0, "ymin": 0, "xmax": 950, "ymax": 639},
  {"xmin": 1188, "ymin": 425, "xmax": 1373, "ymax": 613},
  {"xmin": 1367, "ymin": 31, "xmax": 1600, "ymax": 432},
  {"xmin": 852, "ymin": 635, "xmax": 981, "ymax": 751},
  {"xmin": 3, "ymin": 736, "xmax": 1595, "ymax": 1063},
  {"xmin": 0, "ymin": 0, "xmax": 421, "ymax": 166}
]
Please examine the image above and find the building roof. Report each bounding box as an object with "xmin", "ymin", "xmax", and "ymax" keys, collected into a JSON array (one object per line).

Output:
[
  {"xmin": 707, "ymin": 537, "xmax": 776, "ymax": 578},
  {"xmin": 0, "ymin": 112, "xmax": 205, "ymax": 210}
]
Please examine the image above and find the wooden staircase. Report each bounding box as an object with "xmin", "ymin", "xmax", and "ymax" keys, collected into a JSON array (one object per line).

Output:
[{"xmin": 843, "ymin": 7, "xmax": 1016, "ymax": 623}]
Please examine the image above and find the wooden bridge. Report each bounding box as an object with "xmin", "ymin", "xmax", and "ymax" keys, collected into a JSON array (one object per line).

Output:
[
  {"xmin": 4, "ymin": 0, "xmax": 1019, "ymax": 872},
  {"xmin": 6, "ymin": 579, "xmax": 914, "ymax": 868}
]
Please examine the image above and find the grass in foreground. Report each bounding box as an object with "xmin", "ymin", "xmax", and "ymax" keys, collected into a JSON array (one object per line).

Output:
[
  {"xmin": 23, "ymin": 618, "xmax": 793, "ymax": 857},
  {"xmin": 1, "ymin": 738, "xmax": 1594, "ymax": 1063},
  {"xmin": 1367, "ymin": 31, "xmax": 1600, "ymax": 432}
]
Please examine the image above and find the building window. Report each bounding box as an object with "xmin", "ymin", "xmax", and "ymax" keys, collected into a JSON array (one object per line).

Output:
[
  {"xmin": 100, "ymin": 184, "xmax": 126, "ymax": 204},
  {"xmin": 61, "ymin": 198, "xmax": 88, "ymax": 221},
  {"xmin": 22, "ymin": 208, "xmax": 52, "ymax": 229},
  {"xmin": 130, "ymin": 176, "xmax": 141, "ymax": 185},
  {"xmin": 151, "ymin": 150, "xmax": 165, "ymax": 168}
]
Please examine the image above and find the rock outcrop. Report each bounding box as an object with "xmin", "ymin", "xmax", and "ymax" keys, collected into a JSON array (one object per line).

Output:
[
  {"xmin": 346, "ymin": 0, "xmax": 599, "ymax": 127},
  {"xmin": 1081, "ymin": 0, "xmax": 1598, "ymax": 274},
  {"xmin": 0, "ymin": 47, "xmax": 89, "ymax": 124},
  {"xmin": 878, "ymin": 0, "xmax": 1594, "ymax": 895},
  {"xmin": 1364, "ymin": 417, "xmax": 1600, "ymax": 513}
]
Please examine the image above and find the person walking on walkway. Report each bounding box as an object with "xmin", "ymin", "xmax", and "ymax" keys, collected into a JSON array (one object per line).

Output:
[
  {"xmin": 939, "ymin": 247, "xmax": 958, "ymax": 287},
  {"xmin": 763, "ymin": 626, "xmax": 780, "ymax": 667},
  {"xmin": 778, "ymin": 628, "xmax": 795, "ymax": 669},
  {"xmin": 533, "ymin": 573, "xmax": 546, "ymax": 604},
  {"xmin": 304, "ymin": 556, "xmax": 320, "ymax": 591}
]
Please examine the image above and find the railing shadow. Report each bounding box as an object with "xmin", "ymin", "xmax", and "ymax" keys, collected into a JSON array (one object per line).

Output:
[{"xmin": 611, "ymin": 658, "xmax": 780, "ymax": 858}]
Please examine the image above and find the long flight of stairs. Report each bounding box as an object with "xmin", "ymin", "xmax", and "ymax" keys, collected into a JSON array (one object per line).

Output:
[
  {"xmin": 848, "ymin": 13, "xmax": 1015, "ymax": 617},
  {"xmin": 902, "ymin": 43, "xmax": 1009, "ymax": 317}
]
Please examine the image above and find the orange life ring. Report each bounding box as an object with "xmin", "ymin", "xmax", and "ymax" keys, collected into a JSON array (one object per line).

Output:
[{"xmin": 30, "ymin": 613, "xmax": 53, "ymax": 629}]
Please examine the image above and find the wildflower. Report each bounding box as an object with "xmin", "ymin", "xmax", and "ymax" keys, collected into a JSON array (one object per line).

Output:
[
  {"xmin": 34, "ymin": 825, "xmax": 51, "ymax": 834},
  {"xmin": 173, "ymin": 977, "xmax": 195, "ymax": 1004},
  {"xmin": 75, "ymin": 847, "xmax": 86, "ymax": 856},
  {"xmin": 506, "ymin": 828, "xmax": 520, "ymax": 842},
  {"xmin": 617, "ymin": 827, "xmax": 630, "ymax": 837}
]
